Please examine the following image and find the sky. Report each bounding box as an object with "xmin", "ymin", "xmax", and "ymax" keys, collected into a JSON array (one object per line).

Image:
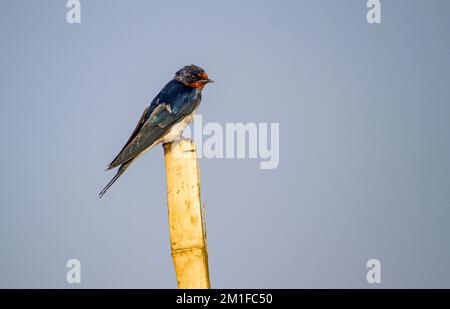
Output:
[{"xmin": 0, "ymin": 0, "xmax": 449, "ymax": 288}]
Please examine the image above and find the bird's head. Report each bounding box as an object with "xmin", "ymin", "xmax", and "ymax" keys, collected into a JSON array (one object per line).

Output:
[{"xmin": 174, "ymin": 64, "xmax": 214, "ymax": 90}]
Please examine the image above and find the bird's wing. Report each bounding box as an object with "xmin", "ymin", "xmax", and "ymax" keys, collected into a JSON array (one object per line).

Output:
[
  {"xmin": 107, "ymin": 101, "xmax": 190, "ymax": 169},
  {"xmin": 107, "ymin": 105, "xmax": 150, "ymax": 168}
]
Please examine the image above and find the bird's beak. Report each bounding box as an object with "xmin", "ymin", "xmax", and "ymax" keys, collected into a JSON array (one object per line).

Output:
[{"xmin": 199, "ymin": 78, "xmax": 214, "ymax": 84}]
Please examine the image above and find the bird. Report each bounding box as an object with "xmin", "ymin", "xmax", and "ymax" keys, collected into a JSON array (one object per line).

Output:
[{"xmin": 99, "ymin": 64, "xmax": 214, "ymax": 198}]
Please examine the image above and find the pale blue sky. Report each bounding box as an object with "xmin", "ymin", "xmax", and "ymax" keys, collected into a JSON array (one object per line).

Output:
[{"xmin": 0, "ymin": 0, "xmax": 449, "ymax": 288}]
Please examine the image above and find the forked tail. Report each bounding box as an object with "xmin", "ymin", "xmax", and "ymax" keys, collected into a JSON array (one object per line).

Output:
[{"xmin": 99, "ymin": 159, "xmax": 134, "ymax": 198}]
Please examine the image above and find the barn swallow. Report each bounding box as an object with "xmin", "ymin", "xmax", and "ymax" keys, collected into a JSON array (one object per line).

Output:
[{"xmin": 99, "ymin": 64, "xmax": 213, "ymax": 198}]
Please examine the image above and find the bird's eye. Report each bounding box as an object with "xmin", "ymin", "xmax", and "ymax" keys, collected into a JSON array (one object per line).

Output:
[{"xmin": 191, "ymin": 74, "xmax": 196, "ymax": 79}]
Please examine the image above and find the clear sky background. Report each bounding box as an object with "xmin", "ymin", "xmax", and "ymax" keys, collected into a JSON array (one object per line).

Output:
[{"xmin": 0, "ymin": 0, "xmax": 449, "ymax": 288}]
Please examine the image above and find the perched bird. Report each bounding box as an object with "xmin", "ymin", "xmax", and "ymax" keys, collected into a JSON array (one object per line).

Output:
[{"xmin": 99, "ymin": 64, "xmax": 213, "ymax": 198}]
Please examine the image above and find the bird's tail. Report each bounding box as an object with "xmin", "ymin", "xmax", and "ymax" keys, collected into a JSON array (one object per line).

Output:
[{"xmin": 99, "ymin": 159, "xmax": 134, "ymax": 198}]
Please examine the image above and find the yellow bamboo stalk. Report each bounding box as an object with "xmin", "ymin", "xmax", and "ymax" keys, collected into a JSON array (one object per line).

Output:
[{"xmin": 163, "ymin": 140, "xmax": 211, "ymax": 289}]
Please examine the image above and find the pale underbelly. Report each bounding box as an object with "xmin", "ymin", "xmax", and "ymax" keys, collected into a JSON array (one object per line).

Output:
[
  {"xmin": 133, "ymin": 111, "xmax": 196, "ymax": 160},
  {"xmin": 161, "ymin": 113, "xmax": 194, "ymax": 143}
]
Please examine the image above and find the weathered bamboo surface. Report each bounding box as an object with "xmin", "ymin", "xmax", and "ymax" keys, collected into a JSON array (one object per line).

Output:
[{"xmin": 163, "ymin": 140, "xmax": 210, "ymax": 289}]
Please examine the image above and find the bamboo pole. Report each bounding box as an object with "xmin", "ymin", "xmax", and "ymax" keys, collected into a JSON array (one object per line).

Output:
[{"xmin": 163, "ymin": 140, "xmax": 211, "ymax": 289}]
